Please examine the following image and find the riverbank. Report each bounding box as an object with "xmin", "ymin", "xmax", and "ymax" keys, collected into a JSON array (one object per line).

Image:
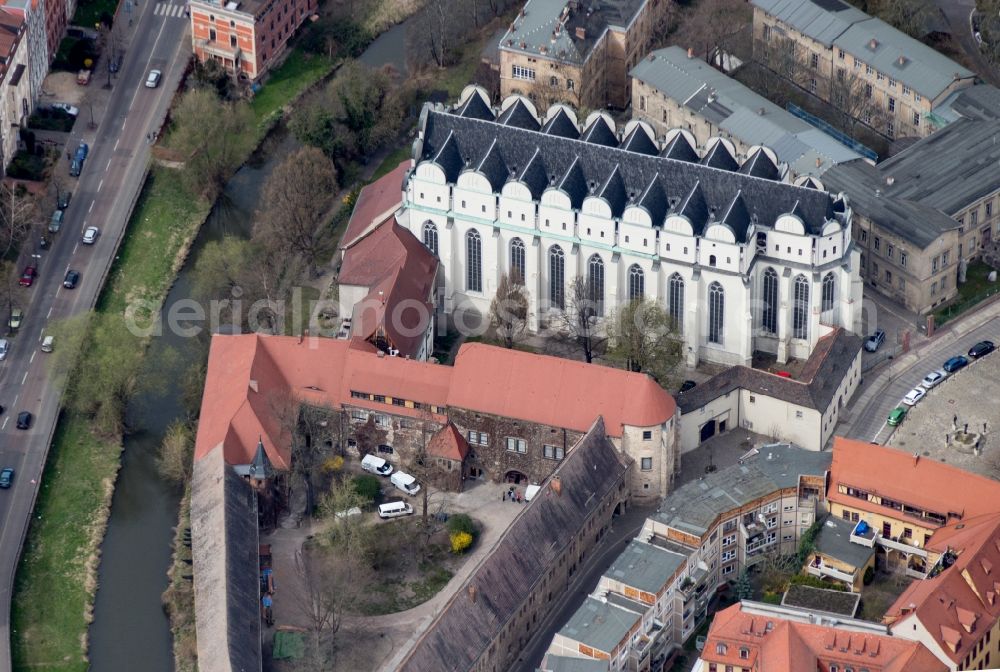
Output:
[{"xmin": 11, "ymin": 49, "xmax": 336, "ymax": 671}]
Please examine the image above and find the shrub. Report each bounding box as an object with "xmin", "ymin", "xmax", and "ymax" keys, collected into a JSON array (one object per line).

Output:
[
  {"xmin": 789, "ymin": 573, "xmax": 848, "ymax": 592},
  {"xmin": 447, "ymin": 513, "xmax": 474, "ymax": 537},
  {"xmin": 321, "ymin": 456, "xmax": 344, "ymax": 473},
  {"xmin": 450, "ymin": 531, "xmax": 473, "ymax": 554},
  {"xmin": 352, "ymin": 474, "xmax": 381, "ymax": 502}
]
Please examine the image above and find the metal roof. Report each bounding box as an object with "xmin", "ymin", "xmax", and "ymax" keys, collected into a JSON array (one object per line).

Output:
[
  {"xmin": 558, "ymin": 596, "xmax": 642, "ymax": 654},
  {"xmin": 752, "ymin": 0, "xmax": 868, "ymax": 46},
  {"xmin": 606, "ymin": 539, "xmax": 686, "ymax": 594}
]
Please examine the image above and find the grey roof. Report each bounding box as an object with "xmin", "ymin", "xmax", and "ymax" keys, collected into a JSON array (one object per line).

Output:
[
  {"xmin": 751, "ymin": 0, "xmax": 973, "ymax": 99},
  {"xmin": 701, "ymin": 141, "xmax": 739, "ymax": 171},
  {"xmin": 631, "ymin": 47, "xmax": 863, "ymax": 178},
  {"xmin": 499, "ymin": 0, "xmax": 649, "ymax": 64},
  {"xmin": 721, "ymin": 192, "xmax": 753, "ymax": 242},
  {"xmin": 399, "ymin": 418, "xmax": 631, "ymax": 672},
  {"xmin": 540, "ymin": 654, "xmax": 610, "ymax": 672},
  {"xmin": 542, "ymin": 109, "xmax": 581, "ymax": 139},
  {"xmin": 781, "ymin": 584, "xmax": 861, "ymax": 617},
  {"xmin": 605, "ymin": 539, "xmax": 686, "ymax": 594},
  {"xmin": 937, "ymin": 84, "xmax": 1000, "ymax": 123},
  {"xmin": 191, "ymin": 445, "xmax": 262, "ymax": 672},
  {"xmin": 520, "ymin": 148, "xmax": 550, "ymax": 199},
  {"xmin": 499, "ymin": 99, "xmax": 541, "ymax": 131},
  {"xmin": 457, "ymin": 90, "xmax": 494, "ymax": 121},
  {"xmin": 677, "ymin": 328, "xmax": 862, "ymax": 413},
  {"xmin": 620, "ymin": 126, "xmax": 658, "ymax": 156},
  {"xmin": 637, "ymin": 174, "xmax": 668, "ymax": 224},
  {"xmin": 654, "ymin": 443, "xmax": 831, "ymax": 537},
  {"xmin": 581, "ymin": 115, "xmax": 619, "ymax": 148},
  {"xmin": 661, "ymin": 132, "xmax": 700, "ymax": 162},
  {"xmin": 432, "ymin": 131, "xmax": 463, "ymax": 183},
  {"xmin": 740, "ymin": 149, "xmax": 781, "ymax": 181},
  {"xmin": 813, "ymin": 515, "xmax": 875, "ymax": 569},
  {"xmin": 558, "ymin": 597, "xmax": 642, "ymax": 654},
  {"xmin": 477, "ymin": 139, "xmax": 509, "ymax": 191},
  {"xmin": 248, "ymin": 436, "xmax": 271, "ymax": 481},
  {"xmin": 417, "ymin": 107, "xmax": 840, "ymax": 230}
]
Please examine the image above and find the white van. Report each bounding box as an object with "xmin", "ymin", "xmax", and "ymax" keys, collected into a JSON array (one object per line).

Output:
[
  {"xmin": 361, "ymin": 454, "xmax": 393, "ymax": 476},
  {"xmin": 390, "ymin": 471, "xmax": 421, "ymax": 496},
  {"xmin": 378, "ymin": 501, "xmax": 413, "ymax": 519}
]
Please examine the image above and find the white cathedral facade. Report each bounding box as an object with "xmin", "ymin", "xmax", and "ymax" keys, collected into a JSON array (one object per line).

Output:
[{"xmin": 397, "ymin": 86, "xmax": 863, "ymax": 367}]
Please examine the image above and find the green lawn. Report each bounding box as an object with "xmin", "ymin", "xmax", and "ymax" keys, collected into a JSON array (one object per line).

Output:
[
  {"xmin": 934, "ymin": 261, "xmax": 1000, "ymax": 326},
  {"xmin": 252, "ymin": 49, "xmax": 336, "ymax": 130},
  {"xmin": 370, "ymin": 144, "xmax": 412, "ymax": 182},
  {"xmin": 11, "ymin": 167, "xmax": 209, "ymax": 671}
]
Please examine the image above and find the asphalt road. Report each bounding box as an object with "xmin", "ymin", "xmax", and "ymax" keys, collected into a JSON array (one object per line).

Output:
[
  {"xmin": 933, "ymin": 0, "xmax": 1000, "ymax": 87},
  {"xmin": 0, "ymin": 2, "xmax": 190, "ymax": 668}
]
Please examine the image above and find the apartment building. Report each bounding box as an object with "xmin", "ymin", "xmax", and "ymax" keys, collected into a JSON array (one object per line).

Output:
[
  {"xmin": 751, "ymin": 0, "xmax": 974, "ymax": 139},
  {"xmin": 43, "ymin": 0, "xmax": 66, "ymax": 63},
  {"xmin": 498, "ymin": 0, "xmax": 671, "ymax": 109},
  {"xmin": 1, "ymin": 0, "xmax": 45, "ymax": 102},
  {"xmin": 189, "ymin": 0, "xmax": 316, "ymax": 81},
  {"xmin": 402, "ymin": 87, "xmax": 863, "ymax": 369},
  {"xmin": 824, "ymin": 90, "xmax": 1000, "ymax": 315},
  {"xmin": 0, "ymin": 9, "xmax": 30, "ymax": 169},
  {"xmin": 631, "ymin": 46, "xmax": 866, "ymax": 181},
  {"xmin": 697, "ymin": 601, "xmax": 947, "ymax": 672},
  {"xmin": 804, "ymin": 515, "xmax": 875, "ymax": 592}
]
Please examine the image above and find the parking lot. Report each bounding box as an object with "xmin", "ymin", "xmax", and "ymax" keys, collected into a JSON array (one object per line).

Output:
[{"xmin": 886, "ymin": 344, "xmax": 1000, "ymax": 479}]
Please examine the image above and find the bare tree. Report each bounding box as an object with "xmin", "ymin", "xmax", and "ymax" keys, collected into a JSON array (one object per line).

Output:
[
  {"xmin": 407, "ymin": 0, "xmax": 460, "ymax": 68},
  {"xmin": 605, "ymin": 298, "xmax": 683, "ymax": 384},
  {"xmin": 554, "ymin": 276, "xmax": 604, "ymax": 363},
  {"xmin": 828, "ymin": 68, "xmax": 888, "ymax": 137},
  {"xmin": 0, "ymin": 181, "xmax": 39, "ymax": 260},
  {"xmin": 488, "ymin": 272, "xmax": 530, "ymax": 349},
  {"xmin": 530, "ymin": 76, "xmax": 578, "ymax": 110},
  {"xmin": 868, "ymin": 0, "xmax": 936, "ymax": 39},
  {"xmin": 666, "ymin": 0, "xmax": 752, "ymax": 62}
]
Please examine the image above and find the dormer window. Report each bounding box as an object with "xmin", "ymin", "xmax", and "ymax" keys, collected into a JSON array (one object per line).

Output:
[
  {"xmin": 739, "ymin": 647, "xmax": 749, "ymax": 659},
  {"xmin": 716, "ymin": 643, "xmax": 727, "ymax": 655}
]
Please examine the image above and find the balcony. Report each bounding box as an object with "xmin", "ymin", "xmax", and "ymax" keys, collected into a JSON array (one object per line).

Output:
[
  {"xmin": 877, "ymin": 534, "xmax": 928, "ymax": 558},
  {"xmin": 740, "ymin": 513, "xmax": 767, "ymax": 540},
  {"xmin": 806, "ymin": 561, "xmax": 857, "ymax": 585},
  {"xmin": 850, "ymin": 521, "xmax": 877, "ymax": 548}
]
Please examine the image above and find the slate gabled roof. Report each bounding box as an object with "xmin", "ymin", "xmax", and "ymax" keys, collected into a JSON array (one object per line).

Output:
[
  {"xmin": 518, "ymin": 148, "xmax": 550, "ymax": 199},
  {"xmin": 620, "ymin": 125, "xmax": 659, "ymax": 156},
  {"xmin": 431, "ymin": 131, "xmax": 463, "ymax": 183},
  {"xmin": 581, "ymin": 115, "xmax": 619, "ymax": 148},
  {"xmin": 541, "ymin": 108, "xmax": 580, "ymax": 139},
  {"xmin": 637, "ymin": 174, "xmax": 668, "ymax": 224},
  {"xmin": 740, "ymin": 148, "xmax": 781, "ymax": 181},
  {"xmin": 598, "ymin": 164, "xmax": 627, "ymax": 216},
  {"xmin": 678, "ymin": 181, "xmax": 709, "ymax": 232},
  {"xmin": 456, "ymin": 90, "xmax": 494, "ymax": 121},
  {"xmin": 418, "ymin": 107, "xmax": 838, "ymax": 233},
  {"xmin": 497, "ymin": 99, "xmax": 540, "ymax": 131},
  {"xmin": 398, "ymin": 418, "xmax": 631, "ymax": 672},
  {"xmin": 701, "ymin": 141, "xmax": 739, "ymax": 171},
  {"xmin": 661, "ymin": 133, "xmax": 700, "ymax": 163},
  {"xmin": 720, "ymin": 191, "xmax": 752, "ymax": 242},
  {"xmin": 476, "ymin": 139, "xmax": 508, "ymax": 191}
]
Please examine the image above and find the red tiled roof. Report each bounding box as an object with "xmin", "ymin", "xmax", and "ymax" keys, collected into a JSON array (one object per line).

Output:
[
  {"xmin": 703, "ymin": 603, "xmax": 946, "ymax": 672},
  {"xmin": 340, "ymin": 160, "xmax": 409, "ymax": 250},
  {"xmin": 427, "ymin": 423, "xmax": 469, "ymax": 461},
  {"xmin": 194, "ymin": 334, "xmax": 677, "ymax": 467},
  {"xmin": 828, "ymin": 437, "xmax": 1000, "ymax": 525}
]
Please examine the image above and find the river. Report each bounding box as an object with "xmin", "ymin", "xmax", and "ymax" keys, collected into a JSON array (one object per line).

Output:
[{"xmin": 86, "ymin": 15, "xmax": 410, "ymax": 668}]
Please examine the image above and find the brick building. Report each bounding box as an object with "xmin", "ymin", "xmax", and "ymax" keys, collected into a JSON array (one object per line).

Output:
[
  {"xmin": 189, "ymin": 0, "xmax": 316, "ymax": 82},
  {"xmin": 43, "ymin": 0, "xmax": 66, "ymax": 64}
]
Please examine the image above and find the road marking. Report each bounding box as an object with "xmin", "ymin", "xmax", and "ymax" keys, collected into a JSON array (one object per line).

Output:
[
  {"xmin": 12, "ymin": 394, "xmax": 17, "ymax": 406},
  {"xmin": 106, "ymin": 158, "xmax": 112, "ymax": 171},
  {"xmin": 21, "ymin": 372, "xmax": 27, "ymax": 385},
  {"xmin": 29, "ymin": 351, "xmax": 35, "ymax": 364},
  {"xmin": 98, "ymin": 179, "xmax": 104, "ymax": 192},
  {"xmin": 89, "ymin": 200, "xmax": 95, "ymax": 213},
  {"xmin": 73, "ymin": 243, "xmax": 79, "ymax": 254},
  {"xmin": 46, "ymin": 307, "xmax": 52, "ymax": 319},
  {"xmin": 114, "ymin": 138, "xmax": 120, "ymax": 151},
  {"xmin": 2, "ymin": 418, "xmax": 7, "ymax": 430}
]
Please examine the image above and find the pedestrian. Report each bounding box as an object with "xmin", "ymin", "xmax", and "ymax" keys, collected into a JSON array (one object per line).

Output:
[
  {"xmin": 985, "ymin": 422, "xmax": 988, "ymax": 434},
  {"xmin": 965, "ymin": 423, "xmax": 969, "ymax": 434},
  {"xmin": 954, "ymin": 414, "xmax": 958, "ymax": 427},
  {"xmin": 946, "ymin": 433, "xmax": 951, "ymax": 445}
]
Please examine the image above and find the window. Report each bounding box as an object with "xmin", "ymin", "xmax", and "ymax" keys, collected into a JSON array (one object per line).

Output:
[
  {"xmin": 466, "ymin": 230, "xmax": 482, "ymax": 292},
  {"xmin": 549, "ymin": 75, "xmax": 558, "ymax": 87},
  {"xmin": 932, "ymin": 256, "xmax": 939, "ymax": 272},
  {"xmin": 913, "ymin": 111, "xmax": 920, "ymax": 126},
  {"xmin": 723, "ymin": 534, "xmax": 736, "ymax": 546},
  {"xmin": 808, "ymin": 77, "xmax": 817, "ymax": 93},
  {"xmin": 230, "ymin": 34, "xmax": 237, "ymax": 47},
  {"xmin": 793, "ymin": 275, "xmax": 809, "ymax": 340},
  {"xmin": 375, "ymin": 415, "xmax": 389, "ymax": 427},
  {"xmin": 209, "ymin": 28, "xmax": 216, "ymax": 41},
  {"xmin": 915, "ymin": 92, "xmax": 921, "ymax": 102},
  {"xmin": 942, "ymin": 250, "xmax": 950, "ymax": 265},
  {"xmin": 468, "ymin": 431, "xmax": 489, "ymax": 445},
  {"xmin": 874, "ymin": 236, "xmax": 880, "ymax": 251},
  {"xmin": 740, "ymin": 648, "xmax": 749, "ymax": 660},
  {"xmin": 662, "ymin": 109, "xmax": 668, "ymax": 123},
  {"xmin": 989, "ymin": 201, "xmax": 994, "ymax": 217},
  {"xmin": 567, "ymin": 79, "xmax": 574, "ymax": 90},
  {"xmin": 377, "ymin": 444, "xmax": 393, "ymax": 454},
  {"xmin": 716, "ymin": 643, "xmax": 728, "ymax": 655},
  {"xmin": 422, "ymin": 221, "xmax": 438, "ymax": 255},
  {"xmin": 838, "ymin": 48, "xmax": 845, "ymax": 59},
  {"xmin": 884, "ymin": 269, "xmax": 892, "ymax": 283},
  {"xmin": 708, "ymin": 282, "xmax": 724, "ymax": 344},
  {"xmin": 351, "ymin": 409, "xmax": 367, "ymax": 421},
  {"xmin": 903, "ymin": 84, "xmax": 911, "ymax": 95},
  {"xmin": 549, "ymin": 246, "xmax": 565, "ymax": 309},
  {"xmin": 887, "ymin": 244, "xmax": 894, "ymax": 260},
  {"xmin": 669, "ymin": 273, "xmax": 684, "ymax": 331},
  {"xmin": 722, "ymin": 550, "xmax": 736, "ymax": 562},
  {"xmin": 543, "ymin": 444, "xmax": 565, "ymax": 460},
  {"xmin": 887, "ymin": 97, "xmax": 895, "ymax": 113},
  {"xmin": 972, "ymin": 210, "xmax": 980, "ymax": 226},
  {"xmin": 641, "ymin": 457, "xmax": 653, "ymax": 471},
  {"xmin": 761, "ymin": 267, "xmax": 778, "ymax": 334},
  {"xmin": 837, "ymin": 67, "xmax": 845, "ymax": 82},
  {"xmin": 877, "ymin": 71, "xmax": 884, "ymax": 82},
  {"xmin": 588, "ymin": 255, "xmax": 604, "ymax": 316},
  {"xmin": 512, "ymin": 64, "xmax": 535, "ymax": 81},
  {"xmin": 628, "ymin": 264, "xmax": 645, "ymax": 300},
  {"xmin": 900, "ymin": 251, "xmax": 907, "ymax": 268},
  {"xmin": 888, "ymin": 77, "xmax": 896, "ymax": 88},
  {"xmin": 822, "ymin": 272, "xmax": 835, "ymax": 313},
  {"xmin": 510, "ymin": 238, "xmax": 526, "ymax": 284},
  {"xmin": 860, "ymin": 229, "xmax": 868, "ymax": 243},
  {"xmin": 505, "ymin": 437, "xmax": 526, "ymax": 453},
  {"xmin": 887, "ymin": 121, "xmax": 894, "ymax": 138},
  {"xmin": 763, "ymin": 24, "xmax": 772, "ymax": 42},
  {"xmin": 639, "ymin": 95, "xmax": 646, "ymax": 112}
]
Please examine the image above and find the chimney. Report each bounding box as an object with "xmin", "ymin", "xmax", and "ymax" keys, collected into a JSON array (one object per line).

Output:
[
  {"xmin": 868, "ymin": 38, "xmax": 878, "ymax": 49},
  {"xmin": 758, "ymin": 107, "xmax": 765, "ymax": 115},
  {"xmin": 551, "ymin": 477, "xmax": 562, "ymax": 496},
  {"xmin": 815, "ymin": 157, "xmax": 822, "ymax": 168},
  {"xmin": 886, "ymin": 176, "xmax": 895, "ymax": 186},
  {"xmin": 687, "ymin": 47, "xmax": 694, "ymax": 59},
  {"xmin": 377, "ymin": 350, "xmax": 385, "ymax": 358},
  {"xmin": 468, "ymin": 585, "xmax": 477, "ymax": 603},
  {"xmin": 914, "ymin": 452, "xmax": 920, "ymax": 465},
  {"xmin": 249, "ymin": 379, "xmax": 258, "ymax": 393},
  {"xmin": 575, "ymin": 26, "xmax": 586, "ymax": 40}
]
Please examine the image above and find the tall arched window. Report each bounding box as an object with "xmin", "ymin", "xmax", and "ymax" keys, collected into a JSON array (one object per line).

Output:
[
  {"xmin": 422, "ymin": 221, "xmax": 438, "ymax": 256},
  {"xmin": 588, "ymin": 254, "xmax": 605, "ymax": 316},
  {"xmin": 509, "ymin": 238, "xmax": 526, "ymax": 285},
  {"xmin": 628, "ymin": 264, "xmax": 645, "ymax": 301},
  {"xmin": 466, "ymin": 230, "xmax": 482, "ymax": 292},
  {"xmin": 761, "ymin": 267, "xmax": 778, "ymax": 335},
  {"xmin": 793, "ymin": 274, "xmax": 809, "ymax": 340},
  {"xmin": 822, "ymin": 272, "xmax": 836, "ymax": 313},
  {"xmin": 708, "ymin": 281, "xmax": 724, "ymax": 344},
  {"xmin": 549, "ymin": 245, "xmax": 565, "ymax": 309},
  {"xmin": 668, "ymin": 273, "xmax": 684, "ymax": 331}
]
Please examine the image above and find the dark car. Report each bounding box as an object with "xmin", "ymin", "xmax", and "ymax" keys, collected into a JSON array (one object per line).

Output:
[
  {"xmin": 864, "ymin": 329, "xmax": 886, "ymax": 353},
  {"xmin": 57, "ymin": 190, "xmax": 71, "ymax": 209},
  {"xmin": 678, "ymin": 380, "xmax": 697, "ymax": 393},
  {"xmin": 969, "ymin": 341, "xmax": 996, "ymax": 359},
  {"xmin": 0, "ymin": 468, "xmax": 14, "ymax": 489},
  {"xmin": 16, "ymin": 411, "xmax": 31, "ymax": 430},
  {"xmin": 63, "ymin": 269, "xmax": 80, "ymax": 289},
  {"xmin": 74, "ymin": 142, "xmax": 88, "ymax": 162},
  {"xmin": 69, "ymin": 158, "xmax": 82, "ymax": 177},
  {"xmin": 18, "ymin": 265, "xmax": 36, "ymax": 287},
  {"xmin": 943, "ymin": 355, "xmax": 969, "ymax": 373}
]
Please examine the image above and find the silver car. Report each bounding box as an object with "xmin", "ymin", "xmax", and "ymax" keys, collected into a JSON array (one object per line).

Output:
[
  {"xmin": 921, "ymin": 370, "xmax": 946, "ymax": 389},
  {"xmin": 82, "ymin": 226, "xmax": 99, "ymax": 244},
  {"xmin": 0, "ymin": 339, "xmax": 8, "ymax": 361},
  {"xmin": 145, "ymin": 69, "xmax": 161, "ymax": 88}
]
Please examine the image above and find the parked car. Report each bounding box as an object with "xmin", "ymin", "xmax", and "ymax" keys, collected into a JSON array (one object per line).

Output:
[
  {"xmin": 678, "ymin": 380, "xmax": 697, "ymax": 394},
  {"xmin": 69, "ymin": 157, "xmax": 82, "ymax": 177},
  {"xmin": 57, "ymin": 190, "xmax": 71, "ymax": 209},
  {"xmin": 335, "ymin": 507, "xmax": 362, "ymax": 519},
  {"xmin": 63, "ymin": 269, "xmax": 80, "ymax": 289},
  {"xmin": 0, "ymin": 338, "xmax": 9, "ymax": 360},
  {"xmin": 864, "ymin": 329, "xmax": 886, "ymax": 352},
  {"xmin": 8, "ymin": 309, "xmax": 22, "ymax": 330},
  {"xmin": 51, "ymin": 102, "xmax": 79, "ymax": 116},
  {"xmin": 887, "ymin": 406, "xmax": 907, "ymax": 426},
  {"xmin": 902, "ymin": 387, "xmax": 926, "ymax": 406},
  {"xmin": 390, "ymin": 471, "xmax": 421, "ymax": 496},
  {"xmin": 76, "ymin": 69, "xmax": 91, "ymax": 85},
  {"xmin": 82, "ymin": 226, "xmax": 100, "ymax": 244},
  {"xmin": 16, "ymin": 411, "xmax": 32, "ymax": 430},
  {"xmin": 40, "ymin": 335, "xmax": 53, "ymax": 353},
  {"xmin": 18, "ymin": 266, "xmax": 36, "ymax": 287},
  {"xmin": 361, "ymin": 454, "xmax": 393, "ymax": 476},
  {"xmin": 75, "ymin": 142, "xmax": 88, "ymax": 161},
  {"xmin": 377, "ymin": 501, "xmax": 413, "ymax": 519},
  {"xmin": 145, "ymin": 69, "xmax": 162, "ymax": 88},
  {"xmin": 943, "ymin": 355, "xmax": 969, "ymax": 373},
  {"xmin": 49, "ymin": 209, "xmax": 64, "ymax": 234},
  {"xmin": 921, "ymin": 370, "xmax": 946, "ymax": 389},
  {"xmin": 0, "ymin": 468, "xmax": 14, "ymax": 489},
  {"xmin": 968, "ymin": 341, "xmax": 996, "ymax": 359}
]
